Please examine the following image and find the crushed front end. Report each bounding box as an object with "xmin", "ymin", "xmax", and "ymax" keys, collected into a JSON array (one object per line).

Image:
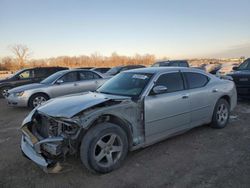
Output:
[{"xmin": 21, "ymin": 109, "xmax": 81, "ymax": 173}]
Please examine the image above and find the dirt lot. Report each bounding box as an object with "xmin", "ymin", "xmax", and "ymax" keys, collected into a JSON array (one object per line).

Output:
[{"xmin": 0, "ymin": 99, "xmax": 250, "ymax": 188}]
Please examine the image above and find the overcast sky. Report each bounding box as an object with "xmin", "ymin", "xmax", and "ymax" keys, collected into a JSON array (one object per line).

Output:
[{"xmin": 0, "ymin": 0, "xmax": 250, "ymax": 59}]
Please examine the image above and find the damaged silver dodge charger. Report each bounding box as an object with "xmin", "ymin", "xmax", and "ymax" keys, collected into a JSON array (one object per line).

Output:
[{"xmin": 21, "ymin": 67, "xmax": 237, "ymax": 173}]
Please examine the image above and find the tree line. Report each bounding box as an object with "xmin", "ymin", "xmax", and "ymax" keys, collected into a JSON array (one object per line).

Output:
[{"xmin": 0, "ymin": 45, "xmax": 156, "ymax": 71}]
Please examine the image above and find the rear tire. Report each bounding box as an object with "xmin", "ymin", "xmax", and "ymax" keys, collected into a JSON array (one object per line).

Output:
[
  {"xmin": 80, "ymin": 122, "xmax": 128, "ymax": 174},
  {"xmin": 28, "ymin": 93, "xmax": 49, "ymax": 108},
  {"xmin": 211, "ymin": 98, "xmax": 230, "ymax": 129}
]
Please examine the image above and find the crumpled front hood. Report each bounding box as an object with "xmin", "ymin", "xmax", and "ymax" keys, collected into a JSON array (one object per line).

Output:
[
  {"xmin": 37, "ymin": 92, "xmax": 130, "ymax": 118},
  {"xmin": 8, "ymin": 83, "xmax": 47, "ymax": 93}
]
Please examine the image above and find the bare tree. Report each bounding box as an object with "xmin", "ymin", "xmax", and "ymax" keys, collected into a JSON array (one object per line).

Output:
[
  {"xmin": 1, "ymin": 57, "xmax": 14, "ymax": 70},
  {"xmin": 10, "ymin": 44, "xmax": 30, "ymax": 68}
]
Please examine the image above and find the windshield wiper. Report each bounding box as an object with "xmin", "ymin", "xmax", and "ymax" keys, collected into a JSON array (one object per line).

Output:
[{"xmin": 98, "ymin": 91, "xmax": 115, "ymax": 95}]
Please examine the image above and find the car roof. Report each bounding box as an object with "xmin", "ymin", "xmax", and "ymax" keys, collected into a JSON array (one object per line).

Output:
[{"xmin": 125, "ymin": 67, "xmax": 205, "ymax": 74}]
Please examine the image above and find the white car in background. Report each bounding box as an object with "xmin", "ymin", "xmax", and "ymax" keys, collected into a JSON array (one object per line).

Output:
[{"xmin": 216, "ymin": 62, "xmax": 239, "ymax": 76}]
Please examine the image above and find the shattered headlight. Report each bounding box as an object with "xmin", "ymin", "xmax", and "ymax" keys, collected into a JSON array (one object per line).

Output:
[
  {"xmin": 56, "ymin": 118, "xmax": 81, "ymax": 136},
  {"xmin": 63, "ymin": 123, "xmax": 79, "ymax": 135}
]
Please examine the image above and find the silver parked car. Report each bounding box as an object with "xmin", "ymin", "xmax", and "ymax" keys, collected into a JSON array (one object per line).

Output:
[
  {"xmin": 6, "ymin": 69, "xmax": 107, "ymax": 108},
  {"xmin": 20, "ymin": 67, "xmax": 237, "ymax": 173}
]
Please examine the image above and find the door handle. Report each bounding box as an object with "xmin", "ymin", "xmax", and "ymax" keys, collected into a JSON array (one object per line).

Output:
[
  {"xmin": 212, "ymin": 89, "xmax": 218, "ymax": 93},
  {"xmin": 182, "ymin": 94, "xmax": 189, "ymax": 99}
]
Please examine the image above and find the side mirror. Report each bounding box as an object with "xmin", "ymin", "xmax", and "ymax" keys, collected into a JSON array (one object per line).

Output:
[
  {"xmin": 232, "ymin": 66, "xmax": 238, "ymax": 71},
  {"xmin": 55, "ymin": 79, "xmax": 64, "ymax": 84},
  {"xmin": 15, "ymin": 75, "xmax": 20, "ymax": 80},
  {"xmin": 153, "ymin": 85, "xmax": 168, "ymax": 95}
]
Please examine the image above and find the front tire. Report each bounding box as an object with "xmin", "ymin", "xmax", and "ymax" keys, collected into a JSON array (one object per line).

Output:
[
  {"xmin": 28, "ymin": 93, "xmax": 49, "ymax": 108},
  {"xmin": 211, "ymin": 98, "xmax": 230, "ymax": 129},
  {"xmin": 80, "ymin": 122, "xmax": 128, "ymax": 173},
  {"xmin": 0, "ymin": 86, "xmax": 12, "ymax": 98}
]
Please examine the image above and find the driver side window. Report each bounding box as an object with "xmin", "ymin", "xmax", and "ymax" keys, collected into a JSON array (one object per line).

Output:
[
  {"xmin": 152, "ymin": 72, "xmax": 184, "ymax": 94},
  {"xmin": 18, "ymin": 70, "xmax": 34, "ymax": 79}
]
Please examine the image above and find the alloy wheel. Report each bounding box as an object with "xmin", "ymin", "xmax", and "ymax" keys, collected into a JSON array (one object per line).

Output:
[
  {"xmin": 93, "ymin": 133, "xmax": 123, "ymax": 168},
  {"xmin": 216, "ymin": 103, "xmax": 229, "ymax": 125},
  {"xmin": 2, "ymin": 89, "xmax": 8, "ymax": 97},
  {"xmin": 32, "ymin": 96, "xmax": 47, "ymax": 107}
]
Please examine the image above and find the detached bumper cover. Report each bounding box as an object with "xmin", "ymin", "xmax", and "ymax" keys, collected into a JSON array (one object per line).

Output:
[{"xmin": 21, "ymin": 136, "xmax": 48, "ymax": 167}]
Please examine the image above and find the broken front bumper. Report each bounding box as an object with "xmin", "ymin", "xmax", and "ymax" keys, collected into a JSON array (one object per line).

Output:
[{"xmin": 21, "ymin": 125, "xmax": 64, "ymax": 172}]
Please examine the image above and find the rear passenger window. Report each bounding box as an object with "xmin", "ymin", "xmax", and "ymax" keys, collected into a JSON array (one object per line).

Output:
[
  {"xmin": 79, "ymin": 71, "xmax": 101, "ymax": 80},
  {"xmin": 61, "ymin": 72, "xmax": 78, "ymax": 83},
  {"xmin": 184, "ymin": 72, "xmax": 209, "ymax": 89},
  {"xmin": 155, "ymin": 72, "xmax": 184, "ymax": 93},
  {"xmin": 180, "ymin": 62, "xmax": 188, "ymax": 67},
  {"xmin": 34, "ymin": 69, "xmax": 47, "ymax": 78},
  {"xmin": 171, "ymin": 62, "xmax": 179, "ymax": 66}
]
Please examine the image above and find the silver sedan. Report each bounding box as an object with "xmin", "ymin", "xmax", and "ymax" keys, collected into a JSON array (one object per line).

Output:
[
  {"xmin": 6, "ymin": 69, "xmax": 108, "ymax": 108},
  {"xmin": 20, "ymin": 67, "xmax": 237, "ymax": 173}
]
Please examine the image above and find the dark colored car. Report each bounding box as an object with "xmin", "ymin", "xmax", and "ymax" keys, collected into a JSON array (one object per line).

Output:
[
  {"xmin": 91, "ymin": 67, "xmax": 110, "ymax": 74},
  {"xmin": 0, "ymin": 67, "xmax": 68, "ymax": 98},
  {"xmin": 152, "ymin": 60, "xmax": 189, "ymax": 67},
  {"xmin": 228, "ymin": 58, "xmax": 250, "ymax": 98},
  {"xmin": 105, "ymin": 65, "xmax": 145, "ymax": 76}
]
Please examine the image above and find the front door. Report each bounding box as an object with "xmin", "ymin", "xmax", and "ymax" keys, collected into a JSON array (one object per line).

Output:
[
  {"xmin": 50, "ymin": 71, "xmax": 79, "ymax": 97},
  {"xmin": 144, "ymin": 72, "xmax": 190, "ymax": 144},
  {"xmin": 14, "ymin": 69, "xmax": 35, "ymax": 86}
]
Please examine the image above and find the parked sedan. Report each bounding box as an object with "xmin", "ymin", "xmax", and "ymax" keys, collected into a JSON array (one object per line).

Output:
[
  {"xmin": 6, "ymin": 69, "xmax": 107, "ymax": 108},
  {"xmin": 105, "ymin": 65, "xmax": 145, "ymax": 76},
  {"xmin": 20, "ymin": 67, "xmax": 237, "ymax": 174},
  {"xmin": 151, "ymin": 60, "xmax": 189, "ymax": 67}
]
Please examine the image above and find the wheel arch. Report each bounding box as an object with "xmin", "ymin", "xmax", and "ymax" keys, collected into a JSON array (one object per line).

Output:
[
  {"xmin": 28, "ymin": 92, "xmax": 50, "ymax": 107},
  {"xmin": 219, "ymin": 95, "xmax": 231, "ymax": 107},
  {"xmin": 84, "ymin": 114, "xmax": 134, "ymax": 149}
]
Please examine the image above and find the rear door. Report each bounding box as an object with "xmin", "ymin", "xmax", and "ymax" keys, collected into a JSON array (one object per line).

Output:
[
  {"xmin": 77, "ymin": 71, "xmax": 104, "ymax": 92},
  {"xmin": 34, "ymin": 68, "xmax": 47, "ymax": 82},
  {"xmin": 144, "ymin": 72, "xmax": 191, "ymax": 143},
  {"xmin": 182, "ymin": 71, "xmax": 212, "ymax": 126}
]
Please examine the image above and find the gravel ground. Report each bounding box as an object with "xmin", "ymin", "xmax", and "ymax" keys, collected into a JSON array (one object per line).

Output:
[{"xmin": 0, "ymin": 99, "xmax": 250, "ymax": 188}]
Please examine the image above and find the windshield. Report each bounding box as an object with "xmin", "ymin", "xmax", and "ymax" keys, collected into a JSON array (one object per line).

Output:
[
  {"xmin": 97, "ymin": 72, "xmax": 153, "ymax": 97},
  {"xmin": 238, "ymin": 59, "xmax": 250, "ymax": 70},
  {"xmin": 105, "ymin": 66, "xmax": 122, "ymax": 75},
  {"xmin": 40, "ymin": 71, "xmax": 65, "ymax": 84}
]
